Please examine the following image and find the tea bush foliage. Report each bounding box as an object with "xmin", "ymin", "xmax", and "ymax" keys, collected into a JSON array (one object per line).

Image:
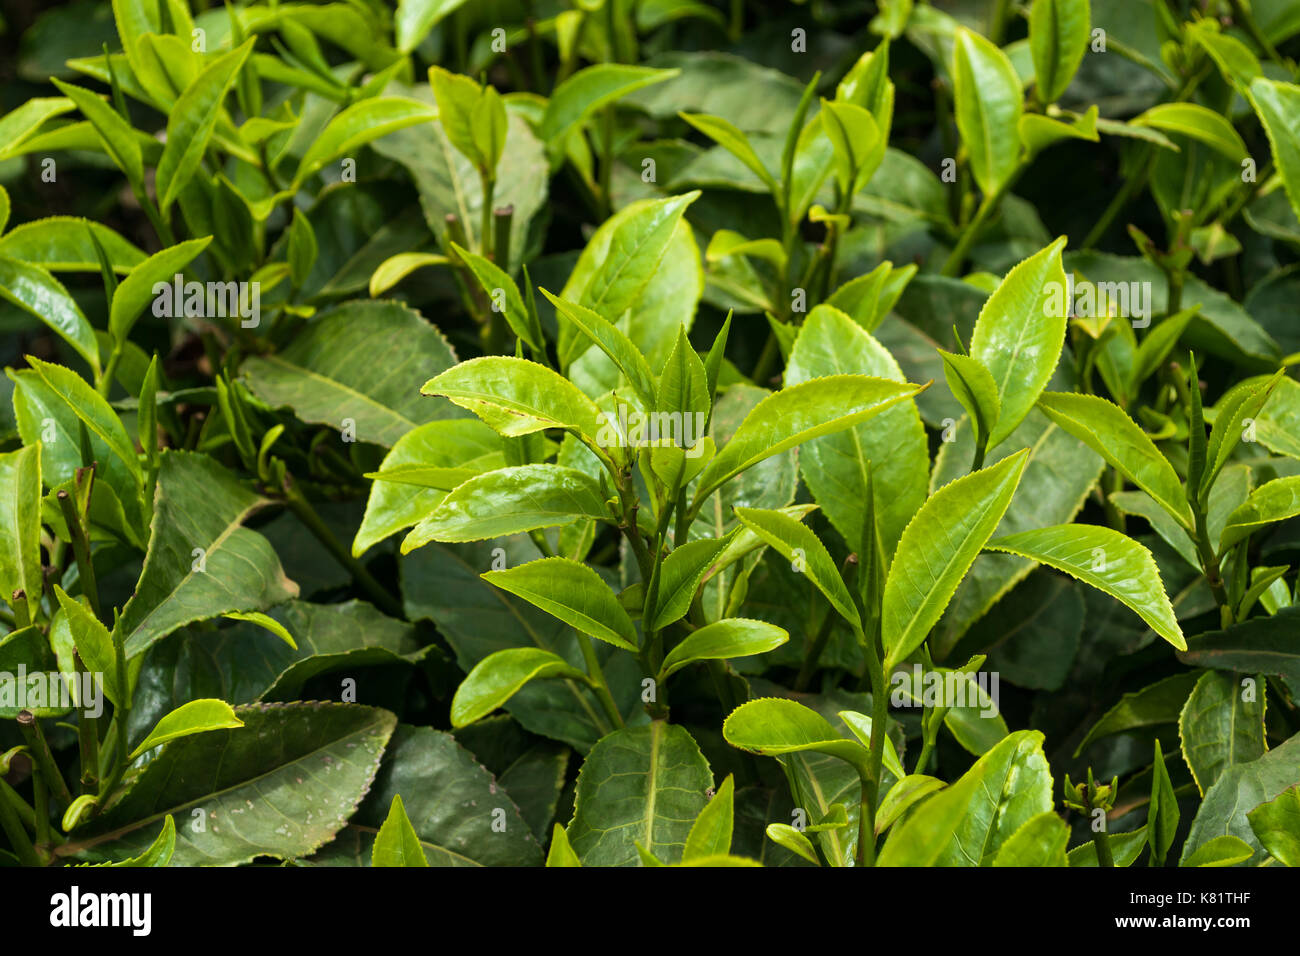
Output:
[{"xmin": 0, "ymin": 0, "xmax": 1299, "ymax": 868}]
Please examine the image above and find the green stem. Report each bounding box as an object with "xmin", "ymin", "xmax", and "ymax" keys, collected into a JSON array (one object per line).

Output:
[
  {"xmin": 16, "ymin": 712, "xmax": 74, "ymax": 810},
  {"xmin": 1191, "ymin": 500, "xmax": 1232, "ymax": 622},
  {"xmin": 577, "ymin": 632, "xmax": 624, "ymax": 730},
  {"xmin": 284, "ymin": 483, "xmax": 404, "ymax": 618},
  {"xmin": 75, "ymin": 680, "xmax": 100, "ymax": 795},
  {"xmin": 855, "ymin": 634, "xmax": 888, "ymax": 867},
  {"xmin": 57, "ymin": 490, "xmax": 101, "ymax": 622},
  {"xmin": 1092, "ymin": 825, "xmax": 1115, "ymax": 867},
  {"xmin": 1081, "ymin": 150, "xmax": 1150, "ymax": 250},
  {"xmin": 0, "ymin": 778, "xmax": 40, "ymax": 867},
  {"xmin": 940, "ymin": 177, "xmax": 1014, "ymax": 277}
]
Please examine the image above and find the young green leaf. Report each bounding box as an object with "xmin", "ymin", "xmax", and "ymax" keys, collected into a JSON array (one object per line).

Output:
[
  {"xmin": 657, "ymin": 618, "xmax": 788, "ymax": 680},
  {"xmin": 109, "ymin": 237, "xmax": 211, "ymax": 346},
  {"xmin": 1220, "ymin": 475, "xmax": 1300, "ymax": 552},
  {"xmin": 1131, "ymin": 103, "xmax": 1249, "ymax": 162},
  {"xmin": 882, "ymin": 450, "xmax": 1029, "ymax": 671},
  {"xmin": 1246, "ymin": 785, "xmax": 1300, "ymax": 867},
  {"xmin": 765, "ymin": 823, "xmax": 821, "ymax": 865},
  {"xmin": 541, "ymin": 289, "xmax": 656, "ymax": 406},
  {"xmin": 1248, "ymin": 78, "xmax": 1300, "ymax": 223},
  {"xmin": 0, "ymin": 445, "xmax": 42, "ymax": 622},
  {"xmin": 1181, "ymin": 834, "xmax": 1255, "ymax": 867},
  {"xmin": 404, "ymin": 465, "xmax": 611, "ymax": 549},
  {"xmin": 723, "ymin": 698, "xmax": 870, "ymax": 775},
  {"xmin": 692, "ymin": 375, "xmax": 924, "ymax": 507},
  {"xmin": 969, "ymin": 237, "xmax": 1069, "ymax": 449},
  {"xmin": 539, "ymin": 64, "xmax": 679, "ymax": 146},
  {"xmin": 1036, "ymin": 391, "xmax": 1193, "ymax": 529},
  {"xmin": 733, "ymin": 506, "xmax": 859, "ymax": 629},
  {"xmin": 952, "ymin": 28, "xmax": 1024, "ymax": 197},
  {"xmin": 678, "ymin": 113, "xmax": 780, "ymax": 195},
  {"xmin": 451, "ymin": 648, "xmax": 591, "ymax": 728},
  {"xmin": 450, "ymin": 244, "xmax": 545, "ymax": 353},
  {"xmin": 938, "ymin": 349, "xmax": 1000, "ymax": 456},
  {"xmin": 1200, "ymin": 371, "xmax": 1284, "ymax": 502},
  {"xmin": 1029, "ymin": 0, "xmax": 1090, "ymax": 104},
  {"xmin": 878, "ymin": 731, "xmax": 1052, "ymax": 865},
  {"xmin": 683, "ymin": 774, "xmax": 735, "ymax": 861},
  {"xmin": 646, "ymin": 536, "xmax": 732, "ymax": 631},
  {"xmin": 0, "ymin": 257, "xmax": 101, "ymax": 372},
  {"xmin": 156, "ymin": 39, "xmax": 254, "ymax": 212},
  {"xmin": 991, "ymin": 810, "xmax": 1070, "ymax": 866},
  {"xmin": 987, "ymin": 523, "xmax": 1185, "ymax": 650},
  {"xmin": 48, "ymin": 80, "xmax": 143, "ymax": 187},
  {"xmin": 422, "ymin": 357, "xmax": 608, "ymax": 447},
  {"xmin": 53, "ymin": 586, "xmax": 121, "ymax": 707},
  {"xmin": 545, "ymin": 823, "xmax": 582, "ymax": 867},
  {"xmin": 129, "ymin": 699, "xmax": 245, "ymax": 759},
  {"xmin": 483, "ymin": 557, "xmax": 638, "ymax": 651},
  {"xmin": 27, "ymin": 357, "xmax": 140, "ymax": 484},
  {"xmin": 1148, "ymin": 740, "xmax": 1180, "ymax": 866},
  {"xmin": 371, "ymin": 794, "xmax": 429, "ymax": 867},
  {"xmin": 297, "ymin": 95, "xmax": 439, "ymax": 185}
]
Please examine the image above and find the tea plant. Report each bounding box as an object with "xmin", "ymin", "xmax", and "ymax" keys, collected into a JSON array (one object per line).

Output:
[{"xmin": 0, "ymin": 0, "xmax": 1298, "ymax": 869}]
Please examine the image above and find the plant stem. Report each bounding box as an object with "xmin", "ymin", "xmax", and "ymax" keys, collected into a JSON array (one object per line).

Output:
[
  {"xmin": 16, "ymin": 711, "xmax": 73, "ymax": 810},
  {"xmin": 940, "ymin": 179, "xmax": 1012, "ymax": 276},
  {"xmin": 57, "ymin": 490, "xmax": 101, "ymax": 622},
  {"xmin": 283, "ymin": 482, "xmax": 404, "ymax": 618},
  {"xmin": 1082, "ymin": 147, "xmax": 1151, "ymax": 250},
  {"xmin": 855, "ymin": 634, "xmax": 888, "ymax": 867},
  {"xmin": 75, "ymin": 693, "xmax": 100, "ymax": 796},
  {"xmin": 0, "ymin": 778, "xmax": 41, "ymax": 867},
  {"xmin": 1092, "ymin": 825, "xmax": 1115, "ymax": 867},
  {"xmin": 1191, "ymin": 500, "xmax": 1232, "ymax": 622},
  {"xmin": 577, "ymin": 632, "xmax": 624, "ymax": 730}
]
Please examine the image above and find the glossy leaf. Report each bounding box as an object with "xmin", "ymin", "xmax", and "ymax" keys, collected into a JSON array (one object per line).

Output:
[
  {"xmin": 987, "ymin": 524, "xmax": 1185, "ymax": 650},
  {"xmin": 404, "ymin": 465, "xmax": 611, "ymax": 549},
  {"xmin": 1036, "ymin": 391, "xmax": 1193, "ymax": 529},
  {"xmin": 657, "ymin": 618, "xmax": 788, "ymax": 680},
  {"xmin": 116, "ymin": 451, "xmax": 297, "ymax": 658},
  {"xmin": 567, "ymin": 721, "xmax": 713, "ymax": 866},
  {"xmin": 882, "ymin": 450, "xmax": 1029, "ymax": 670},
  {"xmin": 693, "ymin": 375, "xmax": 923, "ymax": 506},
  {"xmin": 67, "ymin": 703, "xmax": 395, "ymax": 866},
  {"xmin": 970, "ymin": 238, "xmax": 1069, "ymax": 449},
  {"xmin": 878, "ymin": 731, "xmax": 1053, "ymax": 865},
  {"xmin": 109, "ymin": 237, "xmax": 210, "ymax": 345},
  {"xmin": 129, "ymin": 699, "xmax": 244, "ymax": 759},
  {"xmin": 683, "ymin": 774, "xmax": 735, "ymax": 861},
  {"xmin": 0, "ymin": 256, "xmax": 100, "ymax": 371},
  {"xmin": 0, "ymin": 446, "xmax": 42, "ymax": 622},
  {"xmin": 723, "ymin": 698, "xmax": 870, "ymax": 775},
  {"xmin": 1029, "ymin": 0, "xmax": 1089, "ymax": 103},
  {"xmin": 952, "ymin": 28, "xmax": 1023, "ymax": 197},
  {"xmin": 371, "ymin": 794, "xmax": 429, "ymax": 867},
  {"xmin": 483, "ymin": 557, "xmax": 638, "ymax": 651}
]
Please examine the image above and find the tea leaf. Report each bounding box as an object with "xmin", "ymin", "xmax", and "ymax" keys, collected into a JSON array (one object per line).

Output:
[
  {"xmin": 116, "ymin": 451, "xmax": 297, "ymax": 658},
  {"xmin": 108, "ymin": 237, "xmax": 211, "ymax": 346},
  {"xmin": 878, "ymin": 730, "xmax": 1052, "ymax": 865},
  {"xmin": 952, "ymin": 28, "xmax": 1023, "ymax": 197},
  {"xmin": 371, "ymin": 794, "xmax": 429, "ymax": 867},
  {"xmin": 683, "ymin": 774, "xmax": 735, "ymax": 861},
  {"xmin": 404, "ymin": 465, "xmax": 612, "ymax": 548},
  {"xmin": 451, "ymin": 648, "xmax": 591, "ymax": 727},
  {"xmin": 567, "ymin": 720, "xmax": 713, "ymax": 865},
  {"xmin": 0, "ymin": 446, "xmax": 42, "ymax": 623},
  {"xmin": 1036, "ymin": 391, "xmax": 1193, "ymax": 528},
  {"xmin": 724, "ymin": 698, "xmax": 871, "ymax": 775},
  {"xmin": 657, "ymin": 619, "xmax": 788, "ymax": 680},
  {"xmin": 68, "ymin": 702, "xmax": 395, "ymax": 866},
  {"xmin": 0, "ymin": 256, "xmax": 100, "ymax": 371},
  {"xmin": 1247, "ymin": 785, "xmax": 1300, "ymax": 867},
  {"xmin": 970, "ymin": 238, "xmax": 1068, "ymax": 449},
  {"xmin": 483, "ymin": 557, "xmax": 638, "ymax": 651},
  {"xmin": 987, "ymin": 524, "xmax": 1185, "ymax": 650},
  {"xmin": 991, "ymin": 810, "xmax": 1069, "ymax": 866},
  {"xmin": 882, "ymin": 450, "xmax": 1029, "ymax": 670},
  {"xmin": 733, "ymin": 507, "xmax": 859, "ymax": 628},
  {"xmin": 1029, "ymin": 0, "xmax": 1089, "ymax": 104}
]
